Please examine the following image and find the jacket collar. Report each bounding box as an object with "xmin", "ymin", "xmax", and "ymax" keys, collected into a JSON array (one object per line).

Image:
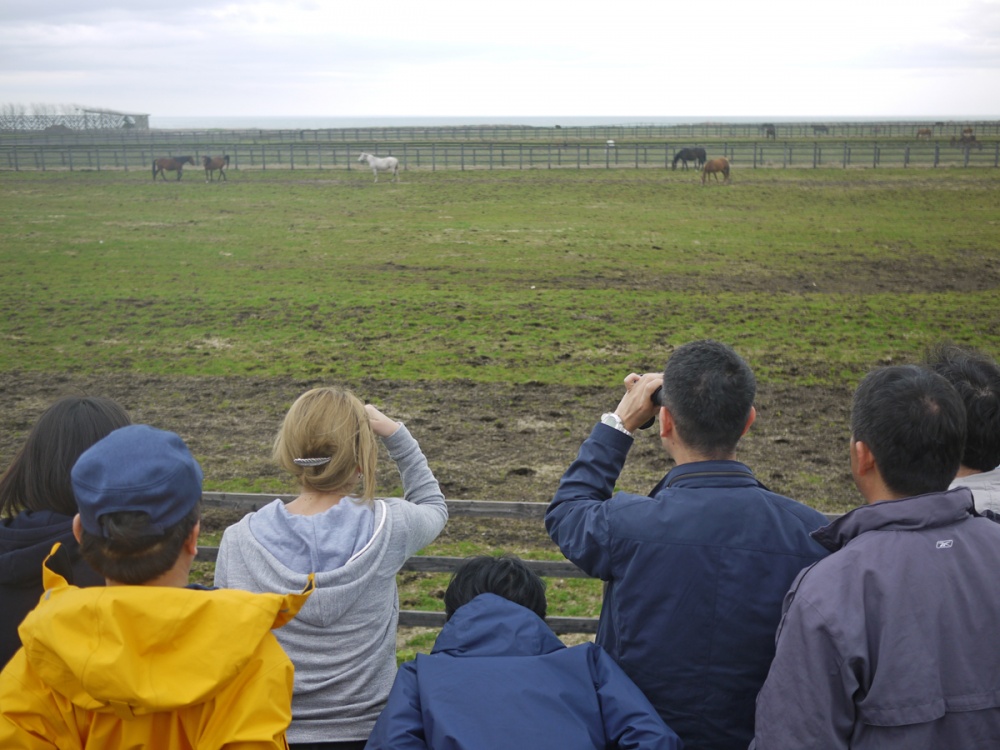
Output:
[
  {"xmin": 432, "ymin": 594, "xmax": 565, "ymax": 658},
  {"xmin": 649, "ymin": 460, "xmax": 765, "ymax": 496},
  {"xmin": 811, "ymin": 487, "xmax": 976, "ymax": 553}
]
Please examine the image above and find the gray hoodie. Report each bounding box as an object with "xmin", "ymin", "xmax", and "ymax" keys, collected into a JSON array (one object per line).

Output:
[
  {"xmin": 950, "ymin": 467, "xmax": 1000, "ymax": 515},
  {"xmin": 214, "ymin": 424, "xmax": 448, "ymax": 744}
]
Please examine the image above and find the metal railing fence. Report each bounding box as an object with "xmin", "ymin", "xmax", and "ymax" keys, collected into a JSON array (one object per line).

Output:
[{"xmin": 2, "ymin": 139, "xmax": 998, "ymax": 173}]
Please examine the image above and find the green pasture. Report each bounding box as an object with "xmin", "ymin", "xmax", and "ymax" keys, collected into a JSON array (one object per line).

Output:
[
  {"xmin": 4, "ymin": 166, "xmax": 999, "ymax": 651},
  {"xmin": 3, "ymin": 167, "xmax": 998, "ymax": 387}
]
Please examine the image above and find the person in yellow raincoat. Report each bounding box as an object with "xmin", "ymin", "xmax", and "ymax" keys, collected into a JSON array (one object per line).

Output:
[{"xmin": 0, "ymin": 425, "xmax": 313, "ymax": 750}]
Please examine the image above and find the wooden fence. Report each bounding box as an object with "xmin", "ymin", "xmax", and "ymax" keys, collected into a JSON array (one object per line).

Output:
[
  {"xmin": 197, "ymin": 492, "xmax": 840, "ymax": 635},
  {"xmin": 3, "ymin": 139, "xmax": 997, "ymax": 173}
]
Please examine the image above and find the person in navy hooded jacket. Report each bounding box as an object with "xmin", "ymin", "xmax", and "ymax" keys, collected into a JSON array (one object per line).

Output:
[
  {"xmin": 546, "ymin": 340, "xmax": 829, "ymax": 750},
  {"xmin": 365, "ymin": 555, "xmax": 682, "ymax": 750}
]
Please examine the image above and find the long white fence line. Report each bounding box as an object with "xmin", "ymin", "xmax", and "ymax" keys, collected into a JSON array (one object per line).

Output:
[{"xmin": 196, "ymin": 492, "xmax": 842, "ymax": 634}]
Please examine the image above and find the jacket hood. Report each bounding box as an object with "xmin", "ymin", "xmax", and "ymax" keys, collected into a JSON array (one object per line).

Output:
[
  {"xmin": 811, "ymin": 487, "xmax": 975, "ymax": 552},
  {"xmin": 18, "ymin": 544, "xmax": 311, "ymax": 716},
  {"xmin": 226, "ymin": 499, "xmax": 393, "ymax": 628},
  {"xmin": 432, "ymin": 594, "xmax": 565, "ymax": 658},
  {"xmin": 0, "ymin": 511, "xmax": 78, "ymax": 587}
]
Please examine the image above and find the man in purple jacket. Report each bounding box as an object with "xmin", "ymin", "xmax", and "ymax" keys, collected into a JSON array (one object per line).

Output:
[
  {"xmin": 752, "ymin": 365, "xmax": 1000, "ymax": 749},
  {"xmin": 547, "ymin": 340, "xmax": 829, "ymax": 750}
]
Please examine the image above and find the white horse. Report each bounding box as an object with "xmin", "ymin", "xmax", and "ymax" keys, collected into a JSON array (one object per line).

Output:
[{"xmin": 357, "ymin": 152, "xmax": 399, "ymax": 183}]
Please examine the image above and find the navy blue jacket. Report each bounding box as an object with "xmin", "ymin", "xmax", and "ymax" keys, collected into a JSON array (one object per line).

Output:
[
  {"xmin": 546, "ymin": 424, "xmax": 829, "ymax": 750},
  {"xmin": 0, "ymin": 510, "xmax": 104, "ymax": 668},
  {"xmin": 365, "ymin": 594, "xmax": 682, "ymax": 750}
]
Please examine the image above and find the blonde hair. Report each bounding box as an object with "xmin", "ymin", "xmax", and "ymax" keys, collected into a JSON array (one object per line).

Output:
[{"xmin": 273, "ymin": 387, "xmax": 378, "ymax": 501}]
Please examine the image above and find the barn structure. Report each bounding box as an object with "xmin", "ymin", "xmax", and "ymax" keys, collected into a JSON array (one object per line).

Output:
[{"xmin": 0, "ymin": 107, "xmax": 149, "ymax": 132}]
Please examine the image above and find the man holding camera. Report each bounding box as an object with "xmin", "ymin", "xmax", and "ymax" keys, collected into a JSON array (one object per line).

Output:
[{"xmin": 546, "ymin": 340, "xmax": 829, "ymax": 750}]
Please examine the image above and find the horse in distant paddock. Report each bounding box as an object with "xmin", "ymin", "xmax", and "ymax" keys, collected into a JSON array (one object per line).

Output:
[
  {"xmin": 812, "ymin": 124, "xmax": 829, "ymax": 135},
  {"xmin": 763, "ymin": 125, "xmax": 776, "ymax": 140},
  {"xmin": 203, "ymin": 155, "xmax": 230, "ymax": 182},
  {"xmin": 701, "ymin": 157, "xmax": 730, "ymax": 185},
  {"xmin": 672, "ymin": 147, "xmax": 707, "ymax": 170},
  {"xmin": 916, "ymin": 128, "xmax": 932, "ymax": 139},
  {"xmin": 153, "ymin": 156, "xmax": 195, "ymax": 181},
  {"xmin": 357, "ymin": 152, "xmax": 399, "ymax": 183}
]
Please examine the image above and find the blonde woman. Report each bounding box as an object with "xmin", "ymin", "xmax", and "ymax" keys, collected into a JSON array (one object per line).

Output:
[{"xmin": 215, "ymin": 387, "xmax": 448, "ymax": 750}]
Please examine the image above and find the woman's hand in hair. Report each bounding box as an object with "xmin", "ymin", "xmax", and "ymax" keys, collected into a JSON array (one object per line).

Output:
[{"xmin": 365, "ymin": 404, "xmax": 402, "ymax": 438}]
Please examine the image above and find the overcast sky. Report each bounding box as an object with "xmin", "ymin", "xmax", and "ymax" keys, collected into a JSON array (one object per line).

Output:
[{"xmin": 2, "ymin": 0, "xmax": 998, "ymax": 121}]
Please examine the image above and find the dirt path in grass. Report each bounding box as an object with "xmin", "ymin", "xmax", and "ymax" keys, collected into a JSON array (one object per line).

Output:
[{"xmin": 1, "ymin": 370, "xmax": 858, "ymax": 547}]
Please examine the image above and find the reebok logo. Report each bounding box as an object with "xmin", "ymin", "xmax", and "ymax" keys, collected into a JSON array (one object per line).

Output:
[{"xmin": 935, "ymin": 540, "xmax": 954, "ymax": 549}]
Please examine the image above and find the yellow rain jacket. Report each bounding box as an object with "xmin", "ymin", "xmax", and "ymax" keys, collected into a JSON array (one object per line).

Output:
[{"xmin": 0, "ymin": 545, "xmax": 313, "ymax": 750}]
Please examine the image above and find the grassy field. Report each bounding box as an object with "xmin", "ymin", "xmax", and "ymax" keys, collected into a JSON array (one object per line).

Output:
[
  {"xmin": 3, "ymin": 166, "xmax": 999, "ymax": 652},
  {"xmin": 3, "ymin": 167, "xmax": 998, "ymax": 385}
]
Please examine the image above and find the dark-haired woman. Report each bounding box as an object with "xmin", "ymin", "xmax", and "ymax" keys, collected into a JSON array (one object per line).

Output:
[{"xmin": 0, "ymin": 396, "xmax": 131, "ymax": 666}]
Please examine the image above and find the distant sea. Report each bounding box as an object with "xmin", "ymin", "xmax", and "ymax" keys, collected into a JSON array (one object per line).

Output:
[{"xmin": 150, "ymin": 115, "xmax": 976, "ymax": 130}]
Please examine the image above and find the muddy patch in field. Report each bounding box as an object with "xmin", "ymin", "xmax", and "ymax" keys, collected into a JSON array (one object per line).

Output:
[{"xmin": 0, "ymin": 370, "xmax": 857, "ymax": 542}]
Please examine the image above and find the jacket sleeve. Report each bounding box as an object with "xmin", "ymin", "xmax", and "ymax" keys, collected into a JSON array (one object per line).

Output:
[
  {"xmin": 208, "ymin": 635, "xmax": 296, "ymax": 750},
  {"xmin": 365, "ymin": 661, "xmax": 428, "ymax": 750},
  {"xmin": 0, "ymin": 654, "xmax": 61, "ymax": 749},
  {"xmin": 590, "ymin": 645, "xmax": 683, "ymax": 750},
  {"xmin": 545, "ymin": 424, "xmax": 632, "ymax": 581},
  {"xmin": 383, "ymin": 424, "xmax": 448, "ymax": 557},
  {"xmin": 751, "ymin": 587, "xmax": 857, "ymax": 750}
]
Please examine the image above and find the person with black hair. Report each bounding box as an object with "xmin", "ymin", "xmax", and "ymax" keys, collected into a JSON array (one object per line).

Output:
[
  {"xmin": 752, "ymin": 365, "xmax": 1000, "ymax": 748},
  {"xmin": 546, "ymin": 340, "xmax": 829, "ymax": 750},
  {"xmin": 0, "ymin": 396, "xmax": 131, "ymax": 668},
  {"xmin": 0, "ymin": 424, "xmax": 313, "ymax": 749},
  {"xmin": 365, "ymin": 555, "xmax": 681, "ymax": 750},
  {"xmin": 926, "ymin": 343, "xmax": 1000, "ymax": 516}
]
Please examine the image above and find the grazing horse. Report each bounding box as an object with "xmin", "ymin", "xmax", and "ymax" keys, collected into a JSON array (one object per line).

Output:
[
  {"xmin": 916, "ymin": 128, "xmax": 932, "ymax": 139},
  {"xmin": 701, "ymin": 157, "xmax": 730, "ymax": 185},
  {"xmin": 672, "ymin": 147, "xmax": 707, "ymax": 170},
  {"xmin": 357, "ymin": 152, "xmax": 399, "ymax": 183},
  {"xmin": 152, "ymin": 156, "xmax": 195, "ymax": 181},
  {"xmin": 812, "ymin": 124, "xmax": 830, "ymax": 135},
  {"xmin": 952, "ymin": 134, "xmax": 982, "ymax": 150},
  {"xmin": 203, "ymin": 155, "xmax": 230, "ymax": 182}
]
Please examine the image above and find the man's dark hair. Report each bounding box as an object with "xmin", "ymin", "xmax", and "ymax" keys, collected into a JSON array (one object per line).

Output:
[
  {"xmin": 444, "ymin": 555, "xmax": 547, "ymax": 621},
  {"xmin": 0, "ymin": 396, "xmax": 131, "ymax": 518},
  {"xmin": 925, "ymin": 343, "xmax": 1000, "ymax": 472},
  {"xmin": 660, "ymin": 340, "xmax": 756, "ymax": 457},
  {"xmin": 79, "ymin": 504, "xmax": 200, "ymax": 585},
  {"xmin": 851, "ymin": 365, "xmax": 966, "ymax": 497}
]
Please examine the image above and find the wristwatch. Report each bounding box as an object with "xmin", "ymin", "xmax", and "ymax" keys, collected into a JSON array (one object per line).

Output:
[{"xmin": 601, "ymin": 412, "xmax": 633, "ymax": 437}]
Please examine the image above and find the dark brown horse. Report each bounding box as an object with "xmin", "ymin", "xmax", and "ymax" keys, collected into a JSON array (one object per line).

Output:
[
  {"xmin": 701, "ymin": 157, "xmax": 730, "ymax": 185},
  {"xmin": 762, "ymin": 124, "xmax": 776, "ymax": 140},
  {"xmin": 153, "ymin": 156, "xmax": 195, "ymax": 181},
  {"xmin": 672, "ymin": 147, "xmax": 707, "ymax": 170},
  {"xmin": 203, "ymin": 155, "xmax": 230, "ymax": 182}
]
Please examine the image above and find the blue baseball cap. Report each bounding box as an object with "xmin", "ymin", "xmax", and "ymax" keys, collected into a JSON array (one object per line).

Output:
[{"xmin": 72, "ymin": 425, "xmax": 203, "ymax": 537}]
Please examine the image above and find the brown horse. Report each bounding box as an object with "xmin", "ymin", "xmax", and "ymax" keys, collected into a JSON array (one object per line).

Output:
[
  {"xmin": 153, "ymin": 156, "xmax": 195, "ymax": 181},
  {"xmin": 701, "ymin": 157, "xmax": 730, "ymax": 185},
  {"xmin": 203, "ymin": 155, "xmax": 230, "ymax": 182},
  {"xmin": 916, "ymin": 128, "xmax": 932, "ymax": 139}
]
